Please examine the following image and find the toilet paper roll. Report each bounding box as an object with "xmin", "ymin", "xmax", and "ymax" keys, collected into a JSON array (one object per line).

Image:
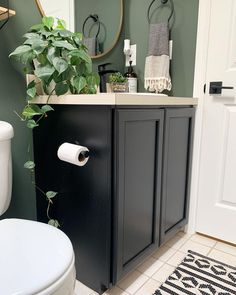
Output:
[{"xmin": 57, "ymin": 143, "xmax": 89, "ymax": 167}]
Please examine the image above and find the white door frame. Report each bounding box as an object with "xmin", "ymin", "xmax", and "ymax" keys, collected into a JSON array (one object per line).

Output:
[
  {"xmin": 69, "ymin": 0, "xmax": 75, "ymax": 32},
  {"xmin": 187, "ymin": 0, "xmax": 212, "ymax": 234}
]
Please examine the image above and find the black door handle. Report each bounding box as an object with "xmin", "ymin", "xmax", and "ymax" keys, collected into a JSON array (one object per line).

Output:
[{"xmin": 209, "ymin": 81, "xmax": 234, "ymax": 94}]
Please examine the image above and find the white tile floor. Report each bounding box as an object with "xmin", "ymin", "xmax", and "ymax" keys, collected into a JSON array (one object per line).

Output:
[{"xmin": 74, "ymin": 232, "xmax": 236, "ymax": 295}]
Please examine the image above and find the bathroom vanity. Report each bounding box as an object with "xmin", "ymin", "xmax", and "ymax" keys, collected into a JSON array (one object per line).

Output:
[{"xmin": 33, "ymin": 93, "xmax": 197, "ymax": 294}]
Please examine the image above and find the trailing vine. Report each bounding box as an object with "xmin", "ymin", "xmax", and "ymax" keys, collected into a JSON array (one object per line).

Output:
[{"xmin": 9, "ymin": 17, "xmax": 100, "ymax": 227}]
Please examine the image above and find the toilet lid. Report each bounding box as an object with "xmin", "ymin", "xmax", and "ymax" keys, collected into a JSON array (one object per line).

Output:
[{"xmin": 0, "ymin": 219, "xmax": 74, "ymax": 295}]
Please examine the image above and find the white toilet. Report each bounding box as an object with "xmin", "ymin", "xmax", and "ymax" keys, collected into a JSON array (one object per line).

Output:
[{"xmin": 0, "ymin": 121, "xmax": 76, "ymax": 295}]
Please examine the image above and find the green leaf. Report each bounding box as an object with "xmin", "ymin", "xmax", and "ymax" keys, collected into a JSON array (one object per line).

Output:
[
  {"xmin": 75, "ymin": 62, "xmax": 88, "ymax": 76},
  {"xmin": 55, "ymin": 82, "xmax": 69, "ymax": 96},
  {"xmin": 27, "ymin": 80, "xmax": 36, "ymax": 89},
  {"xmin": 9, "ymin": 45, "xmax": 31, "ymax": 58},
  {"xmin": 53, "ymin": 40, "xmax": 75, "ymax": 51},
  {"xmin": 73, "ymin": 32, "xmax": 83, "ymax": 46},
  {"xmin": 37, "ymin": 53, "xmax": 47, "ymax": 65},
  {"xmin": 32, "ymin": 40, "xmax": 47, "ymax": 54},
  {"xmin": 41, "ymin": 105, "xmax": 54, "ymax": 113},
  {"xmin": 68, "ymin": 49, "xmax": 91, "ymax": 64},
  {"xmin": 77, "ymin": 49, "xmax": 91, "ymax": 64},
  {"xmin": 27, "ymin": 80, "xmax": 37, "ymax": 99},
  {"xmin": 23, "ymin": 32, "xmax": 40, "ymax": 39},
  {"xmin": 22, "ymin": 105, "xmax": 42, "ymax": 119},
  {"xmin": 46, "ymin": 191, "xmax": 58, "ymax": 199},
  {"xmin": 87, "ymin": 73, "xmax": 100, "ymax": 87},
  {"xmin": 35, "ymin": 64, "xmax": 55, "ymax": 82},
  {"xmin": 9, "ymin": 45, "xmax": 35, "ymax": 65},
  {"xmin": 58, "ymin": 30, "xmax": 72, "ymax": 38},
  {"xmin": 88, "ymin": 86, "xmax": 97, "ymax": 94},
  {"xmin": 24, "ymin": 39, "xmax": 47, "ymax": 54},
  {"xmin": 24, "ymin": 161, "xmax": 35, "ymax": 170},
  {"xmin": 41, "ymin": 29, "xmax": 57, "ymax": 38},
  {"xmin": 56, "ymin": 19, "xmax": 67, "ymax": 29},
  {"xmin": 73, "ymin": 76, "xmax": 87, "ymax": 93},
  {"xmin": 48, "ymin": 219, "xmax": 60, "ymax": 228},
  {"xmin": 47, "ymin": 47, "xmax": 57, "ymax": 64},
  {"xmin": 26, "ymin": 119, "xmax": 39, "ymax": 129},
  {"xmin": 42, "ymin": 16, "xmax": 54, "ymax": 30},
  {"xmin": 30, "ymin": 23, "xmax": 44, "ymax": 31},
  {"xmin": 53, "ymin": 57, "xmax": 68, "ymax": 75}
]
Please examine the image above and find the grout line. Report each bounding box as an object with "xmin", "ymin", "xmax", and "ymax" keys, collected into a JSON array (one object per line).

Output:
[{"xmin": 209, "ymin": 247, "xmax": 236, "ymax": 258}]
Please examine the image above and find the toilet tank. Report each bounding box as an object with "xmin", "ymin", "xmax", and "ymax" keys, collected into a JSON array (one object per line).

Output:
[{"xmin": 0, "ymin": 121, "xmax": 14, "ymax": 215}]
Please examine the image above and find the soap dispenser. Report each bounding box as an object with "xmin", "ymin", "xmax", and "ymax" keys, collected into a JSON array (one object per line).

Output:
[{"xmin": 124, "ymin": 61, "xmax": 138, "ymax": 93}]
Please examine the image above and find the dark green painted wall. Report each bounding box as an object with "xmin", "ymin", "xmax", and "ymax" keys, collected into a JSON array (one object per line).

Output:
[
  {"xmin": 0, "ymin": 0, "xmax": 41, "ymax": 220},
  {"xmin": 124, "ymin": 0, "xmax": 199, "ymax": 95},
  {"xmin": 76, "ymin": 0, "xmax": 199, "ymax": 96},
  {"xmin": 76, "ymin": 0, "xmax": 121, "ymax": 57},
  {"xmin": 75, "ymin": 0, "xmax": 125, "ymax": 73}
]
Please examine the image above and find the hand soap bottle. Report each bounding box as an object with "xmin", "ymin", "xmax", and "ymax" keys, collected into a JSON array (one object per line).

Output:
[{"xmin": 124, "ymin": 61, "xmax": 138, "ymax": 93}]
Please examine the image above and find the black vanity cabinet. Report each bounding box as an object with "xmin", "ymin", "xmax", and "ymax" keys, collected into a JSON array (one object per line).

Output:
[
  {"xmin": 113, "ymin": 109, "xmax": 164, "ymax": 282},
  {"xmin": 33, "ymin": 105, "xmax": 195, "ymax": 294}
]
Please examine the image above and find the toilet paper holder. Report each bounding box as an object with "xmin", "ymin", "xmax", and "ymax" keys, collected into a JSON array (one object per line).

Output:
[{"xmin": 57, "ymin": 142, "xmax": 90, "ymax": 167}]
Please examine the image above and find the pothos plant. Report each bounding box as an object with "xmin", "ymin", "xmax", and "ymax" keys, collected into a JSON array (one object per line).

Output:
[{"xmin": 9, "ymin": 16, "xmax": 100, "ymax": 228}]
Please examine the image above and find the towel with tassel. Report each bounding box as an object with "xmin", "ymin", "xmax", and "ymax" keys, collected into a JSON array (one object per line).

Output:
[{"xmin": 144, "ymin": 23, "xmax": 172, "ymax": 93}]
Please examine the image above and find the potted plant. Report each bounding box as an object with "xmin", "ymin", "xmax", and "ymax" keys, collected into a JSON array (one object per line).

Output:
[
  {"xmin": 9, "ymin": 16, "xmax": 100, "ymax": 227},
  {"xmin": 108, "ymin": 72, "xmax": 128, "ymax": 93}
]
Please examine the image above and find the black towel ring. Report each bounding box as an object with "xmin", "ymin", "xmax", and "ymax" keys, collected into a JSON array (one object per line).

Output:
[
  {"xmin": 82, "ymin": 14, "xmax": 101, "ymax": 39},
  {"xmin": 148, "ymin": 0, "xmax": 174, "ymax": 25}
]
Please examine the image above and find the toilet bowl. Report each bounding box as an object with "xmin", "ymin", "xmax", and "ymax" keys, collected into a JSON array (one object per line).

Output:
[
  {"xmin": 0, "ymin": 219, "xmax": 76, "ymax": 295},
  {"xmin": 0, "ymin": 121, "xmax": 76, "ymax": 295}
]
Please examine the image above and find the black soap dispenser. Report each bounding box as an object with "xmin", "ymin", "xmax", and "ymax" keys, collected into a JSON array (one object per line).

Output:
[{"xmin": 124, "ymin": 61, "xmax": 138, "ymax": 93}]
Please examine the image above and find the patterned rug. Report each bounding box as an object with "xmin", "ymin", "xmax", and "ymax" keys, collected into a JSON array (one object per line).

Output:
[{"xmin": 154, "ymin": 250, "xmax": 236, "ymax": 295}]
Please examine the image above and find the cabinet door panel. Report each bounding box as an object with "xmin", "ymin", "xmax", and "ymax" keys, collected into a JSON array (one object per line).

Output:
[
  {"xmin": 160, "ymin": 108, "xmax": 195, "ymax": 244},
  {"xmin": 123, "ymin": 120, "xmax": 157, "ymax": 263},
  {"xmin": 114, "ymin": 109, "xmax": 164, "ymax": 282}
]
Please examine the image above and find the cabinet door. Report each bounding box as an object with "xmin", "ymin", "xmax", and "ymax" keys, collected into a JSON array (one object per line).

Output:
[
  {"xmin": 160, "ymin": 108, "xmax": 195, "ymax": 244},
  {"xmin": 113, "ymin": 109, "xmax": 164, "ymax": 282}
]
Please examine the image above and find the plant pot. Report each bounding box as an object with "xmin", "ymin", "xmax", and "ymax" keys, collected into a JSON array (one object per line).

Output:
[
  {"xmin": 110, "ymin": 82, "xmax": 128, "ymax": 93},
  {"xmin": 26, "ymin": 74, "xmax": 44, "ymax": 95},
  {"xmin": 26, "ymin": 74, "xmax": 71, "ymax": 96}
]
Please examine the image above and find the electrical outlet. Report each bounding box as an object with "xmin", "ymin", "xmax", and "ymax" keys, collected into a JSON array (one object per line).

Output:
[{"xmin": 125, "ymin": 44, "xmax": 137, "ymax": 67}]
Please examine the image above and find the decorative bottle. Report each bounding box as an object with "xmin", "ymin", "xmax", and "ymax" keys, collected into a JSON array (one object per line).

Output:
[{"xmin": 124, "ymin": 61, "xmax": 138, "ymax": 93}]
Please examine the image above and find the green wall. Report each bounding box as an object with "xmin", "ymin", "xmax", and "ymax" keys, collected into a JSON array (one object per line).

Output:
[
  {"xmin": 0, "ymin": 0, "xmax": 41, "ymax": 220},
  {"xmin": 75, "ymin": 0, "xmax": 199, "ymax": 96},
  {"xmin": 76, "ymin": 0, "xmax": 125, "ymax": 73},
  {"xmin": 76, "ymin": 0, "xmax": 121, "ymax": 57},
  {"xmin": 124, "ymin": 0, "xmax": 199, "ymax": 95}
]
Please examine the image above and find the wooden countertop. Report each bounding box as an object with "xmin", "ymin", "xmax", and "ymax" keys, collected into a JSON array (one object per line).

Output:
[{"xmin": 31, "ymin": 93, "xmax": 198, "ymax": 106}]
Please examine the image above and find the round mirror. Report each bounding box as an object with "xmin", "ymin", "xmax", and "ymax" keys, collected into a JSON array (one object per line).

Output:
[{"xmin": 35, "ymin": 0, "xmax": 124, "ymax": 60}]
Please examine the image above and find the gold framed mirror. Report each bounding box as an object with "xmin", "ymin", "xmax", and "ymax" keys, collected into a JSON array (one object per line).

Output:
[{"xmin": 35, "ymin": 0, "xmax": 124, "ymax": 60}]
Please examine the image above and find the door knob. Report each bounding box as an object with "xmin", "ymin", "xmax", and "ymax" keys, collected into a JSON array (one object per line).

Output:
[{"xmin": 209, "ymin": 81, "xmax": 234, "ymax": 94}]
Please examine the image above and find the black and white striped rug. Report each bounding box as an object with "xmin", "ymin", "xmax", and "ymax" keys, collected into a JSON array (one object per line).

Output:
[{"xmin": 154, "ymin": 250, "xmax": 236, "ymax": 295}]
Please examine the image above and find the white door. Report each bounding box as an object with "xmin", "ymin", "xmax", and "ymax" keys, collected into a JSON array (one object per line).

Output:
[
  {"xmin": 39, "ymin": 0, "xmax": 75, "ymax": 32},
  {"xmin": 196, "ymin": 0, "xmax": 236, "ymax": 244}
]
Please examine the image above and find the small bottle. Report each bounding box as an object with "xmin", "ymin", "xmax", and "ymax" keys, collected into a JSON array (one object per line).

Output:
[{"xmin": 124, "ymin": 61, "xmax": 138, "ymax": 93}]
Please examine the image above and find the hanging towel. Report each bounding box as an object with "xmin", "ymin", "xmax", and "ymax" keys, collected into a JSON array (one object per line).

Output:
[
  {"xmin": 83, "ymin": 37, "xmax": 96, "ymax": 56},
  {"xmin": 144, "ymin": 23, "xmax": 172, "ymax": 93}
]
